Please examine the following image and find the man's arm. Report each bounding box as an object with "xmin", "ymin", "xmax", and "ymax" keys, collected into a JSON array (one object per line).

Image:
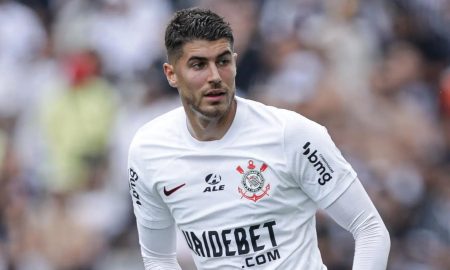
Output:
[
  {"xmin": 128, "ymin": 135, "xmax": 181, "ymax": 270},
  {"xmin": 325, "ymin": 179, "xmax": 390, "ymax": 270},
  {"xmin": 137, "ymin": 222, "xmax": 182, "ymax": 270}
]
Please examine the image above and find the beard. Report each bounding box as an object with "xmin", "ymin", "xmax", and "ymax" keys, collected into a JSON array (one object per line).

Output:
[{"xmin": 189, "ymin": 97, "xmax": 231, "ymax": 119}]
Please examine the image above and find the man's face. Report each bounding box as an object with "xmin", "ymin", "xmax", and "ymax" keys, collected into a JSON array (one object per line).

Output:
[{"xmin": 164, "ymin": 39, "xmax": 237, "ymax": 119}]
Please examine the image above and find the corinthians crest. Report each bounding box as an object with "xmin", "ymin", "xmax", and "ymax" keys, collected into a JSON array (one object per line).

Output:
[{"xmin": 236, "ymin": 160, "xmax": 270, "ymax": 202}]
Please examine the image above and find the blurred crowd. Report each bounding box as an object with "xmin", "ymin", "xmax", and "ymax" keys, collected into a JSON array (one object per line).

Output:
[{"xmin": 0, "ymin": 0, "xmax": 449, "ymax": 269}]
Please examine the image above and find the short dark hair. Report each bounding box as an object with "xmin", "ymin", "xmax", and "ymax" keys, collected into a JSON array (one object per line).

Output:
[{"xmin": 165, "ymin": 8, "xmax": 234, "ymax": 63}]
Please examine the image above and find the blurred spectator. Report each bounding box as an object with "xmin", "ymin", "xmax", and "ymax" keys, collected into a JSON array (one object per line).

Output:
[
  {"xmin": 370, "ymin": 41, "xmax": 444, "ymax": 163},
  {"xmin": 441, "ymin": 68, "xmax": 450, "ymax": 119},
  {"xmin": 52, "ymin": 0, "xmax": 97, "ymax": 55},
  {"xmin": 13, "ymin": 27, "xmax": 66, "ymax": 195},
  {"xmin": 250, "ymin": 0, "xmax": 324, "ymax": 110},
  {"xmin": 41, "ymin": 49, "xmax": 117, "ymax": 194},
  {"xmin": 89, "ymin": 0, "xmax": 171, "ymax": 81},
  {"xmin": 300, "ymin": 0, "xmax": 380, "ymax": 123},
  {"xmin": 0, "ymin": 0, "xmax": 45, "ymax": 66},
  {"xmin": 0, "ymin": 0, "xmax": 46, "ymax": 118}
]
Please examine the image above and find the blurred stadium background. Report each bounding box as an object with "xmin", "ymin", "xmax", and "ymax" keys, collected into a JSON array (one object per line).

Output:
[{"xmin": 0, "ymin": 0, "xmax": 449, "ymax": 269}]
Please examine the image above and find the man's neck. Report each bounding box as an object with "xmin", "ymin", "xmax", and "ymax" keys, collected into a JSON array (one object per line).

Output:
[{"xmin": 186, "ymin": 99, "xmax": 237, "ymax": 141}]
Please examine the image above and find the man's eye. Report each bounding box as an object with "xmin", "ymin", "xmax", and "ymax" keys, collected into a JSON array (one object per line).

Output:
[
  {"xmin": 191, "ymin": 62, "xmax": 205, "ymax": 69},
  {"xmin": 218, "ymin": 59, "xmax": 230, "ymax": 66}
]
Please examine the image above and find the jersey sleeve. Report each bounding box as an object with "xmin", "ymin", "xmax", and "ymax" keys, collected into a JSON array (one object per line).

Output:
[
  {"xmin": 283, "ymin": 111, "xmax": 357, "ymax": 208},
  {"xmin": 325, "ymin": 180, "xmax": 391, "ymax": 270},
  {"xmin": 128, "ymin": 136, "xmax": 174, "ymax": 229}
]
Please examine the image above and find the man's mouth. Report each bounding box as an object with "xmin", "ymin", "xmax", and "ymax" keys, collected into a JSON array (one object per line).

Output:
[
  {"xmin": 204, "ymin": 90, "xmax": 226, "ymax": 102},
  {"xmin": 204, "ymin": 90, "xmax": 226, "ymax": 97}
]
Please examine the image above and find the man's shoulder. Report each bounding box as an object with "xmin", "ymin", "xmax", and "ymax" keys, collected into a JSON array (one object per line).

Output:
[
  {"xmin": 131, "ymin": 106, "xmax": 185, "ymax": 147},
  {"xmin": 238, "ymin": 97, "xmax": 313, "ymax": 127},
  {"xmin": 238, "ymin": 97, "xmax": 326, "ymax": 145}
]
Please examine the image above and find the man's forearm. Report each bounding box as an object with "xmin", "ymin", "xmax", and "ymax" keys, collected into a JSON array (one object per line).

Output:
[
  {"xmin": 326, "ymin": 180, "xmax": 391, "ymax": 269},
  {"xmin": 351, "ymin": 204, "xmax": 390, "ymax": 269},
  {"xmin": 137, "ymin": 222, "xmax": 182, "ymax": 270},
  {"xmin": 143, "ymin": 253, "xmax": 181, "ymax": 270}
]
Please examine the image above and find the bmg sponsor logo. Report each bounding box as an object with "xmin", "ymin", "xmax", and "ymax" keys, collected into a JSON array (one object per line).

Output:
[
  {"xmin": 129, "ymin": 168, "xmax": 142, "ymax": 206},
  {"xmin": 302, "ymin": 142, "xmax": 334, "ymax": 185}
]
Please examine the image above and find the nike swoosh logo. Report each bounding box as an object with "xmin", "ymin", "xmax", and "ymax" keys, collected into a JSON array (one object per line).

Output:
[{"xmin": 163, "ymin": 183, "xmax": 186, "ymax": 196}]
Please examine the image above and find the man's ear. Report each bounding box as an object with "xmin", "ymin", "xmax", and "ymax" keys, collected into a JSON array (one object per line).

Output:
[{"xmin": 163, "ymin": 63, "xmax": 177, "ymax": 88}]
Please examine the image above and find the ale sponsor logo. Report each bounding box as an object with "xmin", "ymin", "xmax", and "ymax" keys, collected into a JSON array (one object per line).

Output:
[{"xmin": 204, "ymin": 173, "xmax": 225, "ymax": 193}]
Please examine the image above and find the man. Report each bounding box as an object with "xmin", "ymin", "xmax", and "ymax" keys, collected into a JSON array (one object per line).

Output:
[{"xmin": 128, "ymin": 7, "xmax": 390, "ymax": 270}]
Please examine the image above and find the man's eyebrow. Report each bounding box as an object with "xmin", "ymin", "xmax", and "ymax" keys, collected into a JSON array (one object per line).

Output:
[
  {"xmin": 216, "ymin": 50, "xmax": 232, "ymax": 59},
  {"xmin": 187, "ymin": 50, "xmax": 232, "ymax": 62},
  {"xmin": 187, "ymin": 56, "xmax": 207, "ymax": 62}
]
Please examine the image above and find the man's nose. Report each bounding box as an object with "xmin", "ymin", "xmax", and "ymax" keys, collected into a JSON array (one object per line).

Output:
[{"xmin": 208, "ymin": 64, "xmax": 222, "ymax": 84}]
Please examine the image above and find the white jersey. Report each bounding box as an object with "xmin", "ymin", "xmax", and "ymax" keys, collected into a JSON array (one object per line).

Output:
[{"xmin": 128, "ymin": 97, "xmax": 357, "ymax": 270}]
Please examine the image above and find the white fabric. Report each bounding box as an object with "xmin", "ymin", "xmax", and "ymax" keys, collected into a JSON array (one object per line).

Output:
[
  {"xmin": 137, "ymin": 222, "xmax": 178, "ymax": 256},
  {"xmin": 142, "ymin": 256, "xmax": 180, "ymax": 270},
  {"xmin": 137, "ymin": 222, "xmax": 181, "ymax": 270},
  {"xmin": 326, "ymin": 180, "xmax": 390, "ymax": 270},
  {"xmin": 128, "ymin": 97, "xmax": 370, "ymax": 269}
]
